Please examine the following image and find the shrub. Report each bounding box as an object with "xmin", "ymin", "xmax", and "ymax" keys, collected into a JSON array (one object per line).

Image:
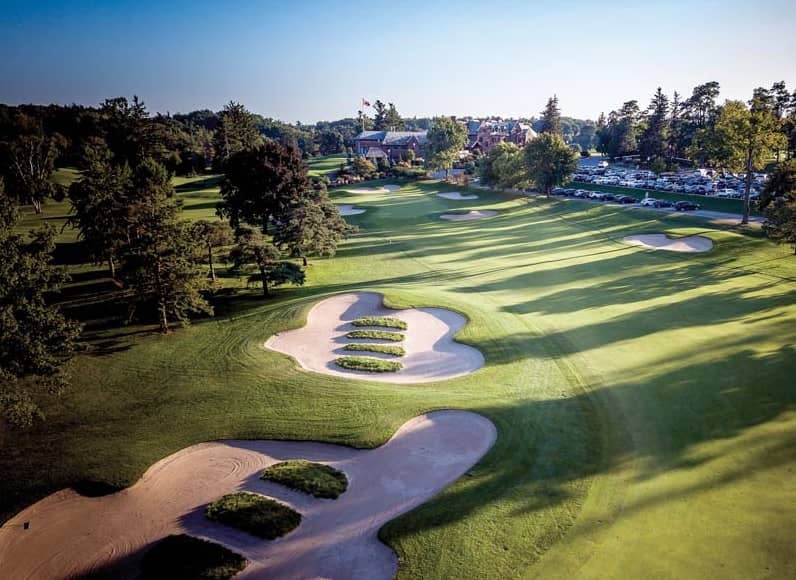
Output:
[
  {"xmin": 206, "ymin": 492, "xmax": 301, "ymax": 539},
  {"xmin": 335, "ymin": 356, "xmax": 402, "ymax": 372},
  {"xmin": 343, "ymin": 343, "xmax": 405, "ymax": 356},
  {"xmin": 261, "ymin": 460, "xmax": 348, "ymax": 499},
  {"xmin": 140, "ymin": 534, "xmax": 246, "ymax": 580},
  {"xmin": 345, "ymin": 330, "xmax": 404, "ymax": 342},
  {"xmin": 351, "ymin": 316, "xmax": 407, "ymax": 330}
]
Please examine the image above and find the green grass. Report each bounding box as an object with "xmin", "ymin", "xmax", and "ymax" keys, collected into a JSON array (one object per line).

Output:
[
  {"xmin": 335, "ymin": 356, "xmax": 403, "ymax": 372},
  {"xmin": 140, "ymin": 534, "xmax": 246, "ymax": 580},
  {"xmin": 343, "ymin": 343, "xmax": 406, "ymax": 356},
  {"xmin": 261, "ymin": 460, "xmax": 348, "ymax": 499},
  {"xmin": 1, "ymin": 176, "xmax": 795, "ymax": 580},
  {"xmin": 571, "ymin": 181, "xmax": 763, "ymax": 215},
  {"xmin": 307, "ymin": 154, "xmax": 347, "ymax": 177},
  {"xmin": 345, "ymin": 329, "xmax": 405, "ymax": 342},
  {"xmin": 206, "ymin": 492, "xmax": 301, "ymax": 539},
  {"xmin": 351, "ymin": 316, "xmax": 408, "ymax": 329}
]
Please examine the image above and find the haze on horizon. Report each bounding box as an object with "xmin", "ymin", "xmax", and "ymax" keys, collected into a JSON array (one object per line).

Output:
[{"xmin": 2, "ymin": 0, "xmax": 795, "ymax": 123}]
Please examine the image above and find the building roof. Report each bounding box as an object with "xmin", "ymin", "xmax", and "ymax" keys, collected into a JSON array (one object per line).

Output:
[
  {"xmin": 355, "ymin": 130, "xmax": 428, "ymax": 146},
  {"xmin": 363, "ymin": 147, "xmax": 389, "ymax": 159}
]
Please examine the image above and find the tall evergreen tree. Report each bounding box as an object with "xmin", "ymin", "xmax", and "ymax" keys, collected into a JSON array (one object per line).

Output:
[
  {"xmin": 213, "ymin": 101, "xmax": 261, "ymax": 167},
  {"xmin": 639, "ymin": 87, "xmax": 670, "ymax": 162},
  {"xmin": 372, "ymin": 100, "xmax": 389, "ymax": 131},
  {"xmin": 539, "ymin": 96, "xmax": 562, "ymax": 135},
  {"xmin": 385, "ymin": 103, "xmax": 404, "ymax": 131},
  {"xmin": 121, "ymin": 159, "xmax": 212, "ymax": 332}
]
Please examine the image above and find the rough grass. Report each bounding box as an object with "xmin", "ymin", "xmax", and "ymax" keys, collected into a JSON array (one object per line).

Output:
[
  {"xmin": 335, "ymin": 356, "xmax": 403, "ymax": 372},
  {"xmin": 261, "ymin": 460, "xmax": 348, "ymax": 499},
  {"xmin": 140, "ymin": 534, "xmax": 246, "ymax": 580},
  {"xmin": 351, "ymin": 316, "xmax": 408, "ymax": 330},
  {"xmin": 343, "ymin": 343, "xmax": 405, "ymax": 356},
  {"xmin": 345, "ymin": 329, "xmax": 404, "ymax": 342},
  {"xmin": 2, "ymin": 176, "xmax": 795, "ymax": 580},
  {"xmin": 205, "ymin": 492, "xmax": 301, "ymax": 540}
]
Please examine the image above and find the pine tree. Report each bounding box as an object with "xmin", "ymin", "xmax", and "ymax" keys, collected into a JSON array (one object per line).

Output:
[
  {"xmin": 639, "ymin": 87, "xmax": 670, "ymax": 162},
  {"xmin": 213, "ymin": 101, "xmax": 261, "ymax": 167},
  {"xmin": 539, "ymin": 96, "xmax": 562, "ymax": 135},
  {"xmin": 229, "ymin": 227, "xmax": 305, "ymax": 296},
  {"xmin": 121, "ymin": 159, "xmax": 212, "ymax": 332}
]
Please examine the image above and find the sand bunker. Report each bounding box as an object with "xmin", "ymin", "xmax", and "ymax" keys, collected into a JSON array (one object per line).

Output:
[
  {"xmin": 440, "ymin": 210, "xmax": 498, "ymax": 221},
  {"xmin": 437, "ymin": 191, "xmax": 479, "ymax": 200},
  {"xmin": 336, "ymin": 204, "xmax": 366, "ymax": 216},
  {"xmin": 623, "ymin": 234, "xmax": 713, "ymax": 253},
  {"xmin": 0, "ymin": 411, "xmax": 496, "ymax": 580},
  {"xmin": 345, "ymin": 184, "xmax": 400, "ymax": 194},
  {"xmin": 266, "ymin": 292, "xmax": 484, "ymax": 383}
]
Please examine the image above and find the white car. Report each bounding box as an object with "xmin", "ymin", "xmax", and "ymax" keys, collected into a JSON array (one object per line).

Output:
[{"xmin": 639, "ymin": 198, "xmax": 660, "ymax": 207}]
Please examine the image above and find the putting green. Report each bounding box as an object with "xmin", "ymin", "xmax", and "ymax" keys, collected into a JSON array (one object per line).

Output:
[{"xmin": 1, "ymin": 177, "xmax": 794, "ymax": 580}]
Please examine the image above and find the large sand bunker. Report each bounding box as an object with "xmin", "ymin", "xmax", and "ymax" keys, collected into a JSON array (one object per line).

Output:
[
  {"xmin": 623, "ymin": 234, "xmax": 713, "ymax": 253},
  {"xmin": 266, "ymin": 292, "xmax": 484, "ymax": 383},
  {"xmin": 437, "ymin": 191, "xmax": 479, "ymax": 200},
  {"xmin": 345, "ymin": 184, "xmax": 400, "ymax": 194},
  {"xmin": 336, "ymin": 204, "xmax": 366, "ymax": 216},
  {"xmin": 440, "ymin": 210, "xmax": 498, "ymax": 221},
  {"xmin": 0, "ymin": 411, "xmax": 496, "ymax": 580}
]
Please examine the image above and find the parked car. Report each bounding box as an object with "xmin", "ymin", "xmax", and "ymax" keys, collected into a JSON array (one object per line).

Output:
[
  {"xmin": 639, "ymin": 198, "xmax": 660, "ymax": 207},
  {"xmin": 674, "ymin": 201, "xmax": 700, "ymax": 211},
  {"xmin": 589, "ymin": 192, "xmax": 606, "ymax": 200},
  {"xmin": 655, "ymin": 199, "xmax": 674, "ymax": 208},
  {"xmin": 616, "ymin": 195, "xmax": 638, "ymax": 204}
]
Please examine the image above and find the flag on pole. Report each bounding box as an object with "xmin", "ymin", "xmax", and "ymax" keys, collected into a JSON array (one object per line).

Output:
[{"xmin": 361, "ymin": 98, "xmax": 371, "ymax": 108}]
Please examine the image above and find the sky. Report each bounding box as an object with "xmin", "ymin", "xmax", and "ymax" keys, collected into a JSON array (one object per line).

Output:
[{"xmin": 1, "ymin": 0, "xmax": 795, "ymax": 123}]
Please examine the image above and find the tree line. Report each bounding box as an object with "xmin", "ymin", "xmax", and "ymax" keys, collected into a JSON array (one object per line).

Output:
[{"xmin": 0, "ymin": 96, "xmax": 354, "ymax": 428}]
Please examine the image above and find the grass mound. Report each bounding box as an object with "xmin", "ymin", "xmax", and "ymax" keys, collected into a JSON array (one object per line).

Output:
[
  {"xmin": 346, "ymin": 329, "xmax": 404, "ymax": 342},
  {"xmin": 261, "ymin": 460, "xmax": 348, "ymax": 499},
  {"xmin": 335, "ymin": 356, "xmax": 403, "ymax": 372},
  {"xmin": 351, "ymin": 316, "xmax": 408, "ymax": 330},
  {"xmin": 343, "ymin": 343, "xmax": 405, "ymax": 356},
  {"xmin": 140, "ymin": 534, "xmax": 246, "ymax": 580},
  {"xmin": 206, "ymin": 492, "xmax": 300, "ymax": 539}
]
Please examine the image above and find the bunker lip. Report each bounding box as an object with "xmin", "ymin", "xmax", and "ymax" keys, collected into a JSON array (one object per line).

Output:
[
  {"xmin": 344, "ymin": 184, "xmax": 400, "ymax": 194},
  {"xmin": 265, "ymin": 292, "xmax": 484, "ymax": 383},
  {"xmin": 440, "ymin": 210, "xmax": 498, "ymax": 221},
  {"xmin": 336, "ymin": 204, "xmax": 366, "ymax": 216},
  {"xmin": 623, "ymin": 233, "xmax": 714, "ymax": 253},
  {"xmin": 437, "ymin": 191, "xmax": 479, "ymax": 200},
  {"xmin": 0, "ymin": 411, "xmax": 496, "ymax": 580}
]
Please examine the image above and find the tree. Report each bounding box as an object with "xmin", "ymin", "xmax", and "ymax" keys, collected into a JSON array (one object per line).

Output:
[
  {"xmin": 523, "ymin": 133, "xmax": 578, "ymax": 196},
  {"xmin": 351, "ymin": 156, "xmax": 376, "ymax": 177},
  {"xmin": 213, "ymin": 101, "xmax": 261, "ymax": 167},
  {"xmin": 385, "ymin": 103, "xmax": 404, "ymax": 131},
  {"xmin": 121, "ymin": 159, "xmax": 212, "ymax": 332},
  {"xmin": 759, "ymin": 160, "xmax": 796, "ymax": 253},
  {"xmin": 218, "ymin": 141, "xmax": 312, "ymax": 233},
  {"xmin": 318, "ymin": 130, "xmax": 344, "ymax": 155},
  {"xmin": 424, "ymin": 117, "xmax": 467, "ymax": 178},
  {"xmin": 700, "ymin": 99, "xmax": 786, "ymax": 223},
  {"xmin": 372, "ymin": 100, "xmax": 389, "ymax": 131},
  {"xmin": 229, "ymin": 227, "xmax": 305, "ymax": 296},
  {"xmin": 67, "ymin": 139, "xmax": 133, "ymax": 278},
  {"xmin": 639, "ymin": 87, "xmax": 670, "ymax": 162},
  {"xmin": 0, "ymin": 182, "xmax": 80, "ymax": 427},
  {"xmin": 1, "ymin": 118, "xmax": 66, "ymax": 213},
  {"xmin": 539, "ymin": 95, "xmax": 562, "ymax": 135},
  {"xmin": 478, "ymin": 142, "xmax": 525, "ymax": 189},
  {"xmin": 274, "ymin": 188, "xmax": 354, "ymax": 264},
  {"xmin": 192, "ymin": 220, "xmax": 233, "ymax": 284}
]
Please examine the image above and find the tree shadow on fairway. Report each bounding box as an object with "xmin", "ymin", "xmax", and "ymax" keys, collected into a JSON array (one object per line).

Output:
[{"xmin": 380, "ymin": 343, "xmax": 796, "ymax": 559}]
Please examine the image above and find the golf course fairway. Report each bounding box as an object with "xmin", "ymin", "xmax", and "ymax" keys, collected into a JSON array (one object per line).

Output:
[{"xmin": 1, "ymin": 177, "xmax": 794, "ymax": 580}]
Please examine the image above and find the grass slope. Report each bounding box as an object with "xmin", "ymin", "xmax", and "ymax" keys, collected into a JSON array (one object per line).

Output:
[
  {"xmin": 261, "ymin": 460, "xmax": 348, "ymax": 499},
  {"xmin": 206, "ymin": 492, "xmax": 300, "ymax": 539},
  {"xmin": 2, "ymin": 177, "xmax": 795, "ymax": 580}
]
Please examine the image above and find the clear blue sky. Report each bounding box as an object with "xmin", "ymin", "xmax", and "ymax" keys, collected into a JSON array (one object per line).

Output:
[{"xmin": 2, "ymin": 0, "xmax": 794, "ymax": 122}]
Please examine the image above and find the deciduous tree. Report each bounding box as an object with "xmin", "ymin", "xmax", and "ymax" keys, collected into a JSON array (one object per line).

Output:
[
  {"xmin": 759, "ymin": 160, "xmax": 796, "ymax": 253},
  {"xmin": 424, "ymin": 117, "xmax": 467, "ymax": 178},
  {"xmin": 229, "ymin": 227, "xmax": 305, "ymax": 296},
  {"xmin": 523, "ymin": 133, "xmax": 578, "ymax": 196}
]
